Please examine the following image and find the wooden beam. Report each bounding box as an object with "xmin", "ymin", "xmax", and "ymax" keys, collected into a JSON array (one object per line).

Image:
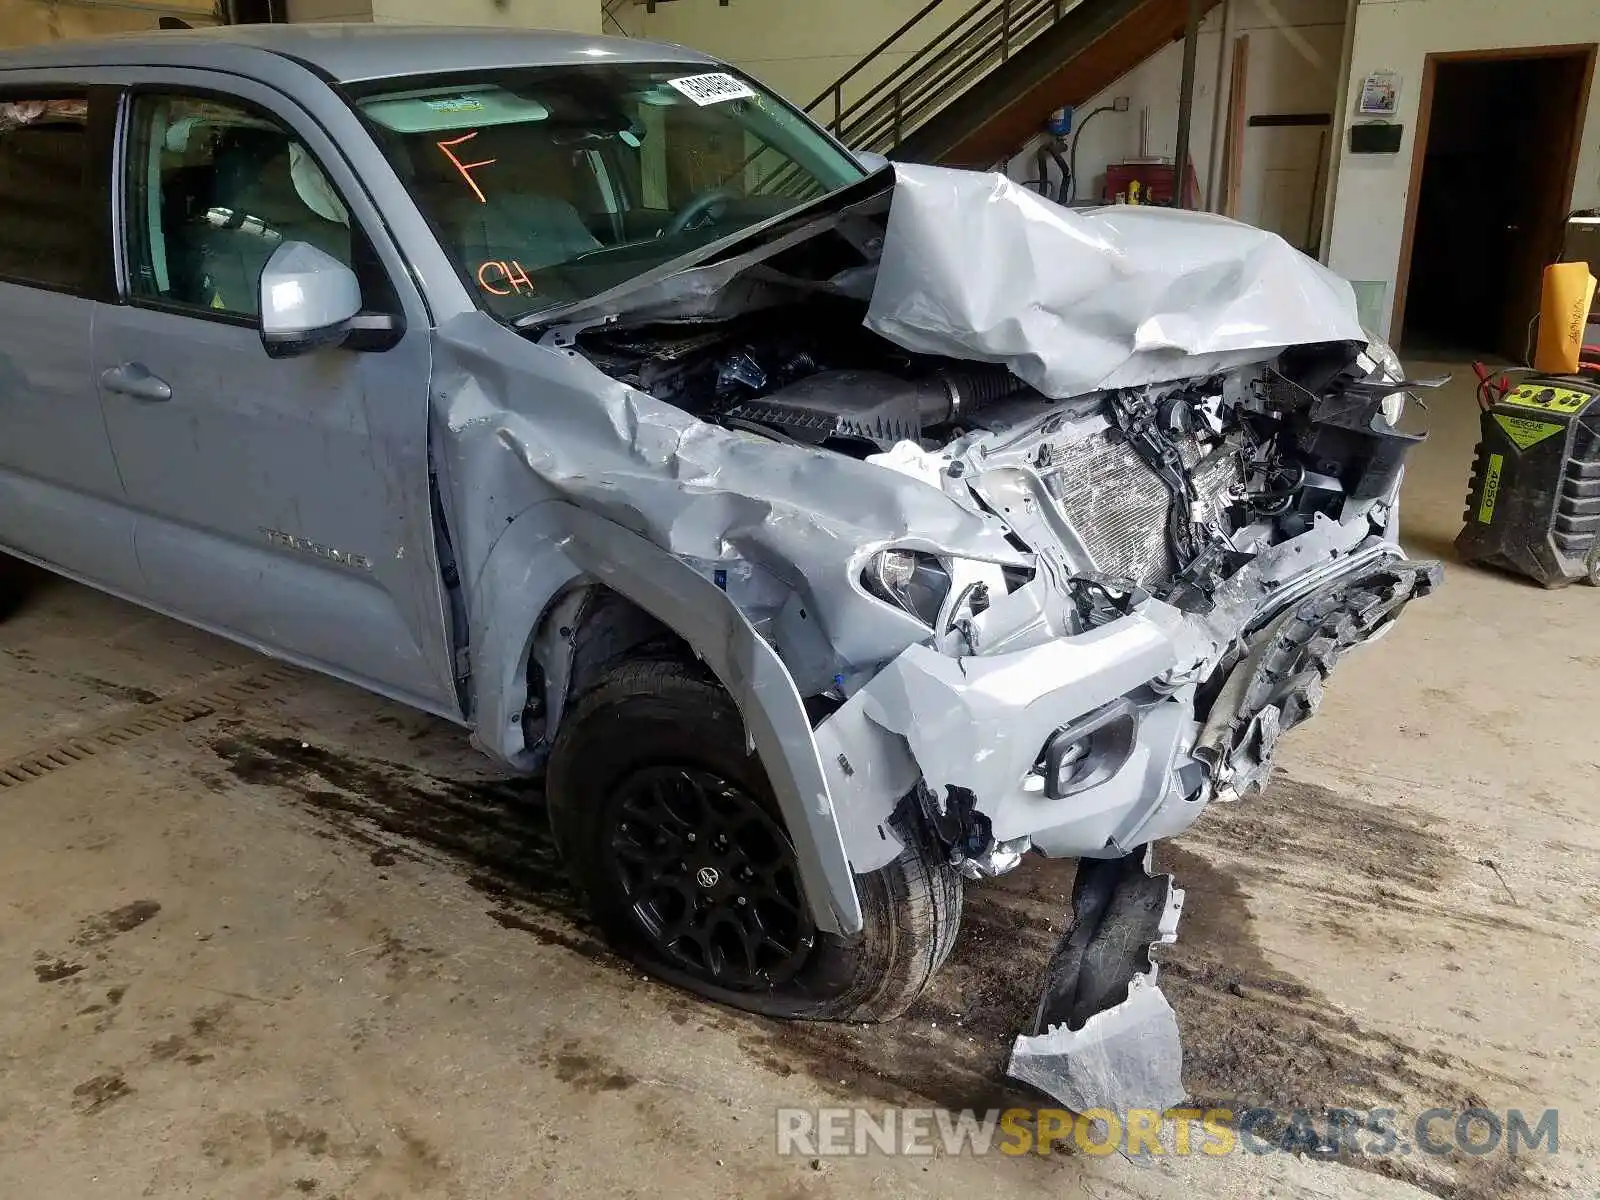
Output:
[
  {"xmin": 1173, "ymin": 0, "xmax": 1203, "ymax": 208},
  {"xmin": 1387, "ymin": 51, "xmax": 1437, "ymax": 345},
  {"xmin": 1221, "ymin": 31, "xmax": 1247, "ymax": 218}
]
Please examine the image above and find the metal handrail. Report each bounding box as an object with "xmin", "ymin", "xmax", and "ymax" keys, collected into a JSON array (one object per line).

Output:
[
  {"xmin": 837, "ymin": 0, "xmax": 1058, "ymax": 148},
  {"xmin": 841, "ymin": 5, "xmax": 1009, "ymax": 129},
  {"xmin": 601, "ymin": 0, "xmax": 633, "ymax": 36},
  {"xmin": 805, "ymin": 0, "xmax": 1075, "ymax": 155},
  {"xmin": 841, "ymin": 0, "xmax": 1064, "ymax": 149},
  {"xmin": 807, "ymin": 0, "xmax": 951, "ymax": 111},
  {"xmin": 807, "ymin": 0, "xmax": 996, "ymax": 131}
]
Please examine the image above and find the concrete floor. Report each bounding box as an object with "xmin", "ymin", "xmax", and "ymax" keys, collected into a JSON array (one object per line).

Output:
[{"xmin": 0, "ymin": 360, "xmax": 1595, "ymax": 1200}]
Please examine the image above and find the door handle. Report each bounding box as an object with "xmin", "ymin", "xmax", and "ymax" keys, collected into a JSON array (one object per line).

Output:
[{"xmin": 100, "ymin": 362, "xmax": 172, "ymax": 403}]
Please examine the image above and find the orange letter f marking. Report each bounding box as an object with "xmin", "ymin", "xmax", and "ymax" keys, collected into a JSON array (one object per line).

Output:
[{"xmin": 437, "ymin": 131, "xmax": 496, "ymax": 204}]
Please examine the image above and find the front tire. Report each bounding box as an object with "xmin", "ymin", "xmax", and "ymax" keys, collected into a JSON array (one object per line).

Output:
[{"xmin": 546, "ymin": 658, "xmax": 961, "ymax": 1022}]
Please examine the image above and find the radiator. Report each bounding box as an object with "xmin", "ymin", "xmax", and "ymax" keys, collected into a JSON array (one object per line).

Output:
[{"xmin": 1043, "ymin": 429, "xmax": 1240, "ymax": 588}]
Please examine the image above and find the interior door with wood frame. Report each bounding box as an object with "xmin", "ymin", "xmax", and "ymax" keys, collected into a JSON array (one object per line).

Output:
[{"xmin": 1493, "ymin": 51, "xmax": 1594, "ymax": 360}]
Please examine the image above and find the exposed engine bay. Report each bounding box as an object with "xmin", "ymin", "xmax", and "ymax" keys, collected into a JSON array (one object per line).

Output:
[{"xmin": 574, "ymin": 303, "xmax": 1423, "ymax": 623}]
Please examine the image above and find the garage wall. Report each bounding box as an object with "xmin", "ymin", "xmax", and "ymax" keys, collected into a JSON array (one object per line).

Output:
[
  {"xmin": 633, "ymin": 0, "xmax": 969, "ymax": 111},
  {"xmin": 0, "ymin": 0, "xmax": 372, "ymax": 45},
  {"xmin": 1003, "ymin": 24, "xmax": 1226, "ymax": 206},
  {"xmin": 369, "ymin": 0, "xmax": 600, "ymax": 33},
  {"xmin": 0, "ymin": 0, "xmax": 216, "ymax": 48},
  {"xmin": 1324, "ymin": 0, "xmax": 1600, "ymax": 338},
  {"xmin": 1005, "ymin": 0, "xmax": 1346, "ymax": 250},
  {"xmin": 287, "ymin": 0, "xmax": 373, "ymax": 20}
]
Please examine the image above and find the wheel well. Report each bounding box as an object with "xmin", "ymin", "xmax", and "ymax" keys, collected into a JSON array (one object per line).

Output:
[
  {"xmin": 568, "ymin": 587, "xmax": 692, "ymax": 693},
  {"xmin": 526, "ymin": 584, "xmax": 702, "ymax": 751}
]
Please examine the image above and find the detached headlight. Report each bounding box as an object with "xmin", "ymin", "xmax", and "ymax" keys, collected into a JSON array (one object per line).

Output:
[
  {"xmin": 1362, "ymin": 329, "xmax": 1406, "ymax": 425},
  {"xmin": 863, "ymin": 549, "xmax": 951, "ymax": 626},
  {"xmin": 1365, "ymin": 332, "xmax": 1404, "ymax": 381}
]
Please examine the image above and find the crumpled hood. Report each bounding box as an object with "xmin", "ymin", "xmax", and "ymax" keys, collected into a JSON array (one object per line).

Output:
[{"xmin": 866, "ymin": 163, "xmax": 1366, "ymax": 397}]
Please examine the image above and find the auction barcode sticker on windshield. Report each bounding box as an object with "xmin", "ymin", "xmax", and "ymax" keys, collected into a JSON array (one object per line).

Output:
[{"xmin": 667, "ymin": 72, "xmax": 757, "ymax": 106}]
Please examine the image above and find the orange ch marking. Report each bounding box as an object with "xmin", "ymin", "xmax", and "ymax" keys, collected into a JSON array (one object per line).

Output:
[
  {"xmin": 476, "ymin": 260, "xmax": 535, "ymax": 297},
  {"xmin": 476, "ymin": 260, "xmax": 512, "ymax": 295},
  {"xmin": 503, "ymin": 260, "xmax": 534, "ymax": 295},
  {"xmin": 436, "ymin": 131, "xmax": 496, "ymax": 204}
]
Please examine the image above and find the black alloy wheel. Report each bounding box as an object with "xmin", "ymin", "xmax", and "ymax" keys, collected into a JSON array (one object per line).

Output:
[
  {"xmin": 547, "ymin": 656, "xmax": 964, "ymax": 1022},
  {"xmin": 606, "ymin": 765, "xmax": 814, "ymax": 989}
]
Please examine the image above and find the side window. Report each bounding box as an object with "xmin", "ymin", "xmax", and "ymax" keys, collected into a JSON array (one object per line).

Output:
[
  {"xmin": 125, "ymin": 93, "xmax": 366, "ymax": 319},
  {"xmin": 0, "ymin": 95, "xmax": 91, "ymax": 291}
]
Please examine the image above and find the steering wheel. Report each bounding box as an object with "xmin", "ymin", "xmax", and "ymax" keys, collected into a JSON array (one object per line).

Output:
[{"xmin": 661, "ymin": 187, "xmax": 739, "ymax": 238}]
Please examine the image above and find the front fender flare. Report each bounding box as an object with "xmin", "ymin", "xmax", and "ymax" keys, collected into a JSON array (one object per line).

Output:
[
  {"xmin": 475, "ymin": 501, "xmax": 863, "ymax": 937},
  {"xmin": 466, "ymin": 501, "xmax": 586, "ymax": 772},
  {"xmin": 558, "ymin": 506, "xmax": 862, "ymax": 936}
]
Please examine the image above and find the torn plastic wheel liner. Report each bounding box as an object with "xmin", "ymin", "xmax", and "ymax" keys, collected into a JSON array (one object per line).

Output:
[{"xmin": 1006, "ymin": 845, "xmax": 1186, "ymax": 1115}]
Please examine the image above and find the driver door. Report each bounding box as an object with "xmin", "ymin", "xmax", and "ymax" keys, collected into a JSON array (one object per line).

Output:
[{"xmin": 92, "ymin": 75, "xmax": 460, "ymax": 717}]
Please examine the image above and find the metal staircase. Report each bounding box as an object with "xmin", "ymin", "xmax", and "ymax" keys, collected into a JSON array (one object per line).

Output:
[
  {"xmin": 804, "ymin": 0, "xmax": 1080, "ymax": 158},
  {"xmin": 801, "ymin": 0, "xmax": 1214, "ymax": 169},
  {"xmin": 601, "ymin": 0, "xmax": 636, "ymax": 37}
]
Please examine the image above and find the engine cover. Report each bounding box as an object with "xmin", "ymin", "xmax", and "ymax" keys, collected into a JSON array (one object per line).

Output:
[
  {"xmin": 721, "ymin": 371, "xmax": 946, "ymax": 450},
  {"xmin": 719, "ymin": 365, "xmax": 1023, "ymax": 451}
]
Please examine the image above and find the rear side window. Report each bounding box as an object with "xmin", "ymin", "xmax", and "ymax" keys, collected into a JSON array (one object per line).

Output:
[{"xmin": 0, "ymin": 95, "xmax": 90, "ymax": 291}]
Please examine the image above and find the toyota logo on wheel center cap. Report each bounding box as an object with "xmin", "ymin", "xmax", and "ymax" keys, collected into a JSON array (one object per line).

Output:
[{"xmin": 695, "ymin": 866, "xmax": 720, "ymax": 889}]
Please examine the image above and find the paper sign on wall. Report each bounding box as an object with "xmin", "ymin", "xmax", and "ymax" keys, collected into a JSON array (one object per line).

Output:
[
  {"xmin": 667, "ymin": 72, "xmax": 757, "ymax": 106},
  {"xmin": 1358, "ymin": 70, "xmax": 1401, "ymax": 115}
]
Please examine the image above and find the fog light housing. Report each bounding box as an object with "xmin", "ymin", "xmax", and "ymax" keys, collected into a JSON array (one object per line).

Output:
[{"xmin": 1041, "ymin": 698, "xmax": 1138, "ymax": 799}]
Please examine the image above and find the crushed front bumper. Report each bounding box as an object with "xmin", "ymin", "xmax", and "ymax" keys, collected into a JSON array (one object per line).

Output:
[
  {"xmin": 813, "ymin": 541, "xmax": 1438, "ymax": 1112},
  {"xmin": 833, "ymin": 544, "xmax": 1440, "ymax": 868},
  {"xmin": 854, "ymin": 601, "xmax": 1198, "ymax": 860}
]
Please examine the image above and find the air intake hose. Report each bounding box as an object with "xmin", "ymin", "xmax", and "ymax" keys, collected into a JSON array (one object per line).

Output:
[{"xmin": 925, "ymin": 365, "xmax": 1028, "ymax": 424}]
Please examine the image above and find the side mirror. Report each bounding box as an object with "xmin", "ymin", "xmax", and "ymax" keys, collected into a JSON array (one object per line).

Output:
[
  {"xmin": 259, "ymin": 241, "xmax": 362, "ymax": 359},
  {"xmin": 854, "ymin": 149, "xmax": 890, "ymax": 174}
]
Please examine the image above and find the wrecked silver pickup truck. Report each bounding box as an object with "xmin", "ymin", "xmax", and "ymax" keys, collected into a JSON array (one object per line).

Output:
[{"xmin": 0, "ymin": 27, "xmax": 1434, "ymax": 1114}]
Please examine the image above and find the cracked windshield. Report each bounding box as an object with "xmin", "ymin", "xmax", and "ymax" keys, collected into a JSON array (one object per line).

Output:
[{"xmin": 354, "ymin": 63, "xmax": 867, "ymax": 320}]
